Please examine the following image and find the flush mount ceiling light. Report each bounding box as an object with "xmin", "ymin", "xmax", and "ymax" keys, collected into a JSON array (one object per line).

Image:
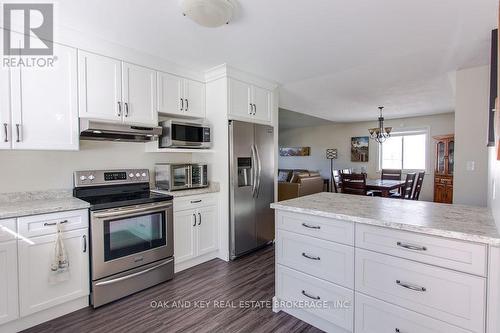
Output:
[{"xmin": 181, "ymin": 0, "xmax": 234, "ymax": 27}]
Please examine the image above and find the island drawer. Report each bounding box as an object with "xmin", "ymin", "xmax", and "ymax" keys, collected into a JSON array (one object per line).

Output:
[
  {"xmin": 355, "ymin": 248, "xmax": 486, "ymax": 333},
  {"xmin": 0, "ymin": 219, "xmax": 17, "ymax": 242},
  {"xmin": 276, "ymin": 230, "xmax": 354, "ymax": 289},
  {"xmin": 276, "ymin": 265, "xmax": 354, "ymax": 332},
  {"xmin": 17, "ymin": 209, "xmax": 89, "ymax": 238},
  {"xmin": 355, "ymin": 224, "xmax": 487, "ymax": 276},
  {"xmin": 276, "ymin": 211, "xmax": 354, "ymax": 246},
  {"xmin": 355, "ymin": 292, "xmax": 471, "ymax": 333}
]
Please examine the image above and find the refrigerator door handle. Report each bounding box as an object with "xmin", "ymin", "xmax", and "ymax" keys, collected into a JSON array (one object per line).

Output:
[
  {"xmin": 254, "ymin": 144, "xmax": 262, "ymax": 198},
  {"xmin": 251, "ymin": 144, "xmax": 257, "ymax": 197}
]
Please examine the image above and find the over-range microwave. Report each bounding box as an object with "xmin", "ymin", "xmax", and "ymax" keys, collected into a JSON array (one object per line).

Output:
[
  {"xmin": 159, "ymin": 120, "xmax": 211, "ymax": 149},
  {"xmin": 155, "ymin": 163, "xmax": 208, "ymax": 191}
]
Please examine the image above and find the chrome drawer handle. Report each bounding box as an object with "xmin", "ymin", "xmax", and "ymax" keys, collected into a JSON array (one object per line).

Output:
[
  {"xmin": 302, "ymin": 252, "xmax": 320, "ymax": 261},
  {"xmin": 301, "ymin": 290, "xmax": 320, "ymax": 300},
  {"xmin": 190, "ymin": 200, "xmax": 202, "ymax": 204},
  {"xmin": 3, "ymin": 123, "xmax": 7, "ymax": 142},
  {"xmin": 44, "ymin": 220, "xmax": 68, "ymax": 227},
  {"xmin": 301, "ymin": 223, "xmax": 320, "ymax": 229},
  {"xmin": 397, "ymin": 242, "xmax": 427, "ymax": 251},
  {"xmin": 396, "ymin": 280, "xmax": 426, "ymax": 292}
]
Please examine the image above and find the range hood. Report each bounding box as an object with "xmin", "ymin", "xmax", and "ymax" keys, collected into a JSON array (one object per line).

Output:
[{"xmin": 80, "ymin": 119, "xmax": 162, "ymax": 142}]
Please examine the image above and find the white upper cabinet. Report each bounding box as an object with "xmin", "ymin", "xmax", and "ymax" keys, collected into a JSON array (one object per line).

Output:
[
  {"xmin": 228, "ymin": 78, "xmax": 272, "ymax": 124},
  {"xmin": 10, "ymin": 43, "xmax": 79, "ymax": 150},
  {"xmin": 122, "ymin": 63, "xmax": 158, "ymax": 126},
  {"xmin": 0, "ymin": 66, "xmax": 11, "ymax": 150},
  {"xmin": 78, "ymin": 50, "xmax": 122, "ymax": 122},
  {"xmin": 79, "ymin": 51, "xmax": 158, "ymax": 126},
  {"xmin": 0, "ymin": 241, "xmax": 18, "ymax": 325},
  {"xmin": 251, "ymin": 85, "xmax": 272, "ymax": 123},
  {"xmin": 228, "ymin": 78, "xmax": 252, "ymax": 119},
  {"xmin": 158, "ymin": 72, "xmax": 183, "ymax": 116},
  {"xmin": 183, "ymin": 79, "xmax": 206, "ymax": 118},
  {"xmin": 158, "ymin": 72, "xmax": 205, "ymax": 118}
]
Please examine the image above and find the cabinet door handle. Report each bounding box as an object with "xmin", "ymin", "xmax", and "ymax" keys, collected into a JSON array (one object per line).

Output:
[
  {"xmin": 301, "ymin": 290, "xmax": 320, "ymax": 300},
  {"xmin": 124, "ymin": 102, "xmax": 129, "ymax": 117},
  {"xmin": 15, "ymin": 124, "xmax": 21, "ymax": 142},
  {"xmin": 185, "ymin": 99, "xmax": 189, "ymax": 111},
  {"xmin": 302, "ymin": 252, "xmax": 320, "ymax": 260},
  {"xmin": 198, "ymin": 212, "xmax": 201, "ymax": 225},
  {"xmin": 192, "ymin": 213, "xmax": 196, "ymax": 227},
  {"xmin": 396, "ymin": 280, "xmax": 426, "ymax": 292},
  {"xmin": 396, "ymin": 242, "xmax": 427, "ymax": 251},
  {"xmin": 117, "ymin": 101, "xmax": 122, "ymax": 117},
  {"xmin": 301, "ymin": 223, "xmax": 320, "ymax": 229},
  {"xmin": 253, "ymin": 104, "xmax": 257, "ymax": 115},
  {"xmin": 3, "ymin": 123, "xmax": 7, "ymax": 142},
  {"xmin": 180, "ymin": 98, "xmax": 184, "ymax": 111},
  {"xmin": 249, "ymin": 103, "xmax": 252, "ymax": 115},
  {"xmin": 44, "ymin": 219, "xmax": 68, "ymax": 227},
  {"xmin": 83, "ymin": 235, "xmax": 87, "ymax": 253}
]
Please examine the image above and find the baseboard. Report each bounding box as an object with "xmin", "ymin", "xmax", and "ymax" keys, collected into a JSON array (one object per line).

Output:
[
  {"xmin": 174, "ymin": 251, "xmax": 219, "ymax": 273},
  {"xmin": 0, "ymin": 296, "xmax": 89, "ymax": 333}
]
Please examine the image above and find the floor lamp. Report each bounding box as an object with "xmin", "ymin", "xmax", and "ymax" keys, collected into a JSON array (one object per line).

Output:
[{"xmin": 326, "ymin": 149, "xmax": 338, "ymax": 192}]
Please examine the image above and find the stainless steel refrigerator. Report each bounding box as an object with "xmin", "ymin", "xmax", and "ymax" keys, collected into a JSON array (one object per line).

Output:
[{"xmin": 229, "ymin": 120, "xmax": 275, "ymax": 260}]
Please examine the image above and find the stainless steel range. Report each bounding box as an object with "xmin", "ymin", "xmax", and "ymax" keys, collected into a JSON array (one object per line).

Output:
[{"xmin": 73, "ymin": 169, "xmax": 174, "ymax": 308}]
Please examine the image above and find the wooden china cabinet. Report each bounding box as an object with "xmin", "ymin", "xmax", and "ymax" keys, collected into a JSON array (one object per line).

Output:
[{"xmin": 433, "ymin": 134, "xmax": 454, "ymax": 204}]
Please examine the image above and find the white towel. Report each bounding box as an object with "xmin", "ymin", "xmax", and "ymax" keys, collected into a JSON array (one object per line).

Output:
[{"xmin": 48, "ymin": 222, "xmax": 70, "ymax": 284}]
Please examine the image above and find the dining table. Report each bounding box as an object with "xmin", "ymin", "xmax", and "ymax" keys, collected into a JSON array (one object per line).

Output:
[{"xmin": 365, "ymin": 179, "xmax": 406, "ymax": 197}]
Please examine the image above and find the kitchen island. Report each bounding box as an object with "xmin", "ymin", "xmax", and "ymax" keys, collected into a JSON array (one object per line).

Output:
[{"xmin": 271, "ymin": 192, "xmax": 500, "ymax": 333}]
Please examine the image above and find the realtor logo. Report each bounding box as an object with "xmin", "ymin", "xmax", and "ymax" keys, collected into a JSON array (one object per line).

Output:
[{"xmin": 3, "ymin": 3, "xmax": 54, "ymax": 56}]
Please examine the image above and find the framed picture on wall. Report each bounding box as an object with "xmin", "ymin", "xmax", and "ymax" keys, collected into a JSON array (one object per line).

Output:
[
  {"xmin": 279, "ymin": 147, "xmax": 311, "ymax": 156},
  {"xmin": 351, "ymin": 136, "xmax": 369, "ymax": 162}
]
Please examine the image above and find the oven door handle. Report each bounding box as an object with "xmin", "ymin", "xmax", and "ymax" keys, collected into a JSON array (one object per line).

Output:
[
  {"xmin": 92, "ymin": 202, "xmax": 173, "ymax": 219},
  {"xmin": 94, "ymin": 258, "xmax": 173, "ymax": 287}
]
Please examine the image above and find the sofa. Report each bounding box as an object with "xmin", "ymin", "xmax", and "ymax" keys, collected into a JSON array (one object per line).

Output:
[{"xmin": 278, "ymin": 169, "xmax": 324, "ymax": 201}]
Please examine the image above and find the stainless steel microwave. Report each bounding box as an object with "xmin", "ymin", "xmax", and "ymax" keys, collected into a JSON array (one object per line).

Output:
[
  {"xmin": 159, "ymin": 120, "xmax": 211, "ymax": 149},
  {"xmin": 155, "ymin": 163, "xmax": 208, "ymax": 191}
]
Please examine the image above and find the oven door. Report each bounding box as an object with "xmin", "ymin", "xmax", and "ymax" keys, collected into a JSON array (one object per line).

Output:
[
  {"xmin": 171, "ymin": 122, "xmax": 211, "ymax": 148},
  {"xmin": 90, "ymin": 201, "xmax": 173, "ymax": 281}
]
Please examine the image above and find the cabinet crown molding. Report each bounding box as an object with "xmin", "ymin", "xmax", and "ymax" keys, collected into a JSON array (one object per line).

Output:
[{"xmin": 205, "ymin": 64, "xmax": 279, "ymax": 90}]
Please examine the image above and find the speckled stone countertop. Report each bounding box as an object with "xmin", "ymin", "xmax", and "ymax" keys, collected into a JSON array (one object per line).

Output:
[
  {"xmin": 152, "ymin": 182, "xmax": 220, "ymax": 198},
  {"xmin": 271, "ymin": 192, "xmax": 500, "ymax": 246},
  {"xmin": 0, "ymin": 190, "xmax": 90, "ymax": 219}
]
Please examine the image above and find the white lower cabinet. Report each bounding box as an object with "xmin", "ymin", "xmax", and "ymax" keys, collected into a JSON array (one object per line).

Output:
[
  {"xmin": 18, "ymin": 228, "xmax": 90, "ymax": 316},
  {"xmin": 355, "ymin": 293, "xmax": 471, "ymax": 333},
  {"xmin": 0, "ymin": 241, "xmax": 18, "ymax": 325},
  {"xmin": 173, "ymin": 194, "xmax": 218, "ymax": 271},
  {"xmin": 274, "ymin": 211, "xmax": 491, "ymax": 333}
]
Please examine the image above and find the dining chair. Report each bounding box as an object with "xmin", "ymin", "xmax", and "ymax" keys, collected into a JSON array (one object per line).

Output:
[
  {"xmin": 412, "ymin": 171, "xmax": 425, "ymax": 200},
  {"xmin": 340, "ymin": 173, "xmax": 367, "ymax": 196},
  {"xmin": 332, "ymin": 170, "xmax": 341, "ymax": 193},
  {"xmin": 381, "ymin": 169, "xmax": 402, "ymax": 180},
  {"xmin": 391, "ymin": 172, "xmax": 416, "ymax": 199}
]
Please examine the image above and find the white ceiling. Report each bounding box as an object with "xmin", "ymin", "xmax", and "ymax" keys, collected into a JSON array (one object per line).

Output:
[{"xmin": 54, "ymin": 0, "xmax": 497, "ymax": 121}]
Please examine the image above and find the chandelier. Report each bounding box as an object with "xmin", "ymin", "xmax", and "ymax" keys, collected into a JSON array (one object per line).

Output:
[{"xmin": 368, "ymin": 106, "xmax": 392, "ymax": 143}]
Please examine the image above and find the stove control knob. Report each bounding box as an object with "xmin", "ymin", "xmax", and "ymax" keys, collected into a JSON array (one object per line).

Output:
[
  {"xmin": 129, "ymin": 173, "xmax": 135, "ymax": 178},
  {"xmin": 141, "ymin": 172, "xmax": 147, "ymax": 177},
  {"xmin": 135, "ymin": 173, "xmax": 141, "ymax": 178},
  {"xmin": 79, "ymin": 175, "xmax": 87, "ymax": 181},
  {"xmin": 88, "ymin": 175, "xmax": 95, "ymax": 181}
]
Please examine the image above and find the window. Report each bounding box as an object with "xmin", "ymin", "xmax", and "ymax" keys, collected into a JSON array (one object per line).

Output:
[{"xmin": 379, "ymin": 129, "xmax": 428, "ymax": 172}]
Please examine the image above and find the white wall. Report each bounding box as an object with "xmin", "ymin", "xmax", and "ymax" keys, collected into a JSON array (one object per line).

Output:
[
  {"xmin": 454, "ymin": 66, "xmax": 490, "ymax": 207},
  {"xmin": 279, "ymin": 113, "xmax": 455, "ymax": 202},
  {"xmin": 0, "ymin": 141, "xmax": 192, "ymax": 193},
  {"xmin": 488, "ymin": 148, "xmax": 500, "ymax": 228}
]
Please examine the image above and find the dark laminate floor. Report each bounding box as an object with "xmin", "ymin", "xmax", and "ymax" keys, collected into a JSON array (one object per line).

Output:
[{"xmin": 23, "ymin": 246, "xmax": 323, "ymax": 333}]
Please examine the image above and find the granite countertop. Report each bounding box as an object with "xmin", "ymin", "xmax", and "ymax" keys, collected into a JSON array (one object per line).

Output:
[
  {"xmin": 271, "ymin": 192, "xmax": 500, "ymax": 246},
  {"xmin": 152, "ymin": 182, "xmax": 220, "ymax": 198},
  {"xmin": 0, "ymin": 190, "xmax": 90, "ymax": 219}
]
